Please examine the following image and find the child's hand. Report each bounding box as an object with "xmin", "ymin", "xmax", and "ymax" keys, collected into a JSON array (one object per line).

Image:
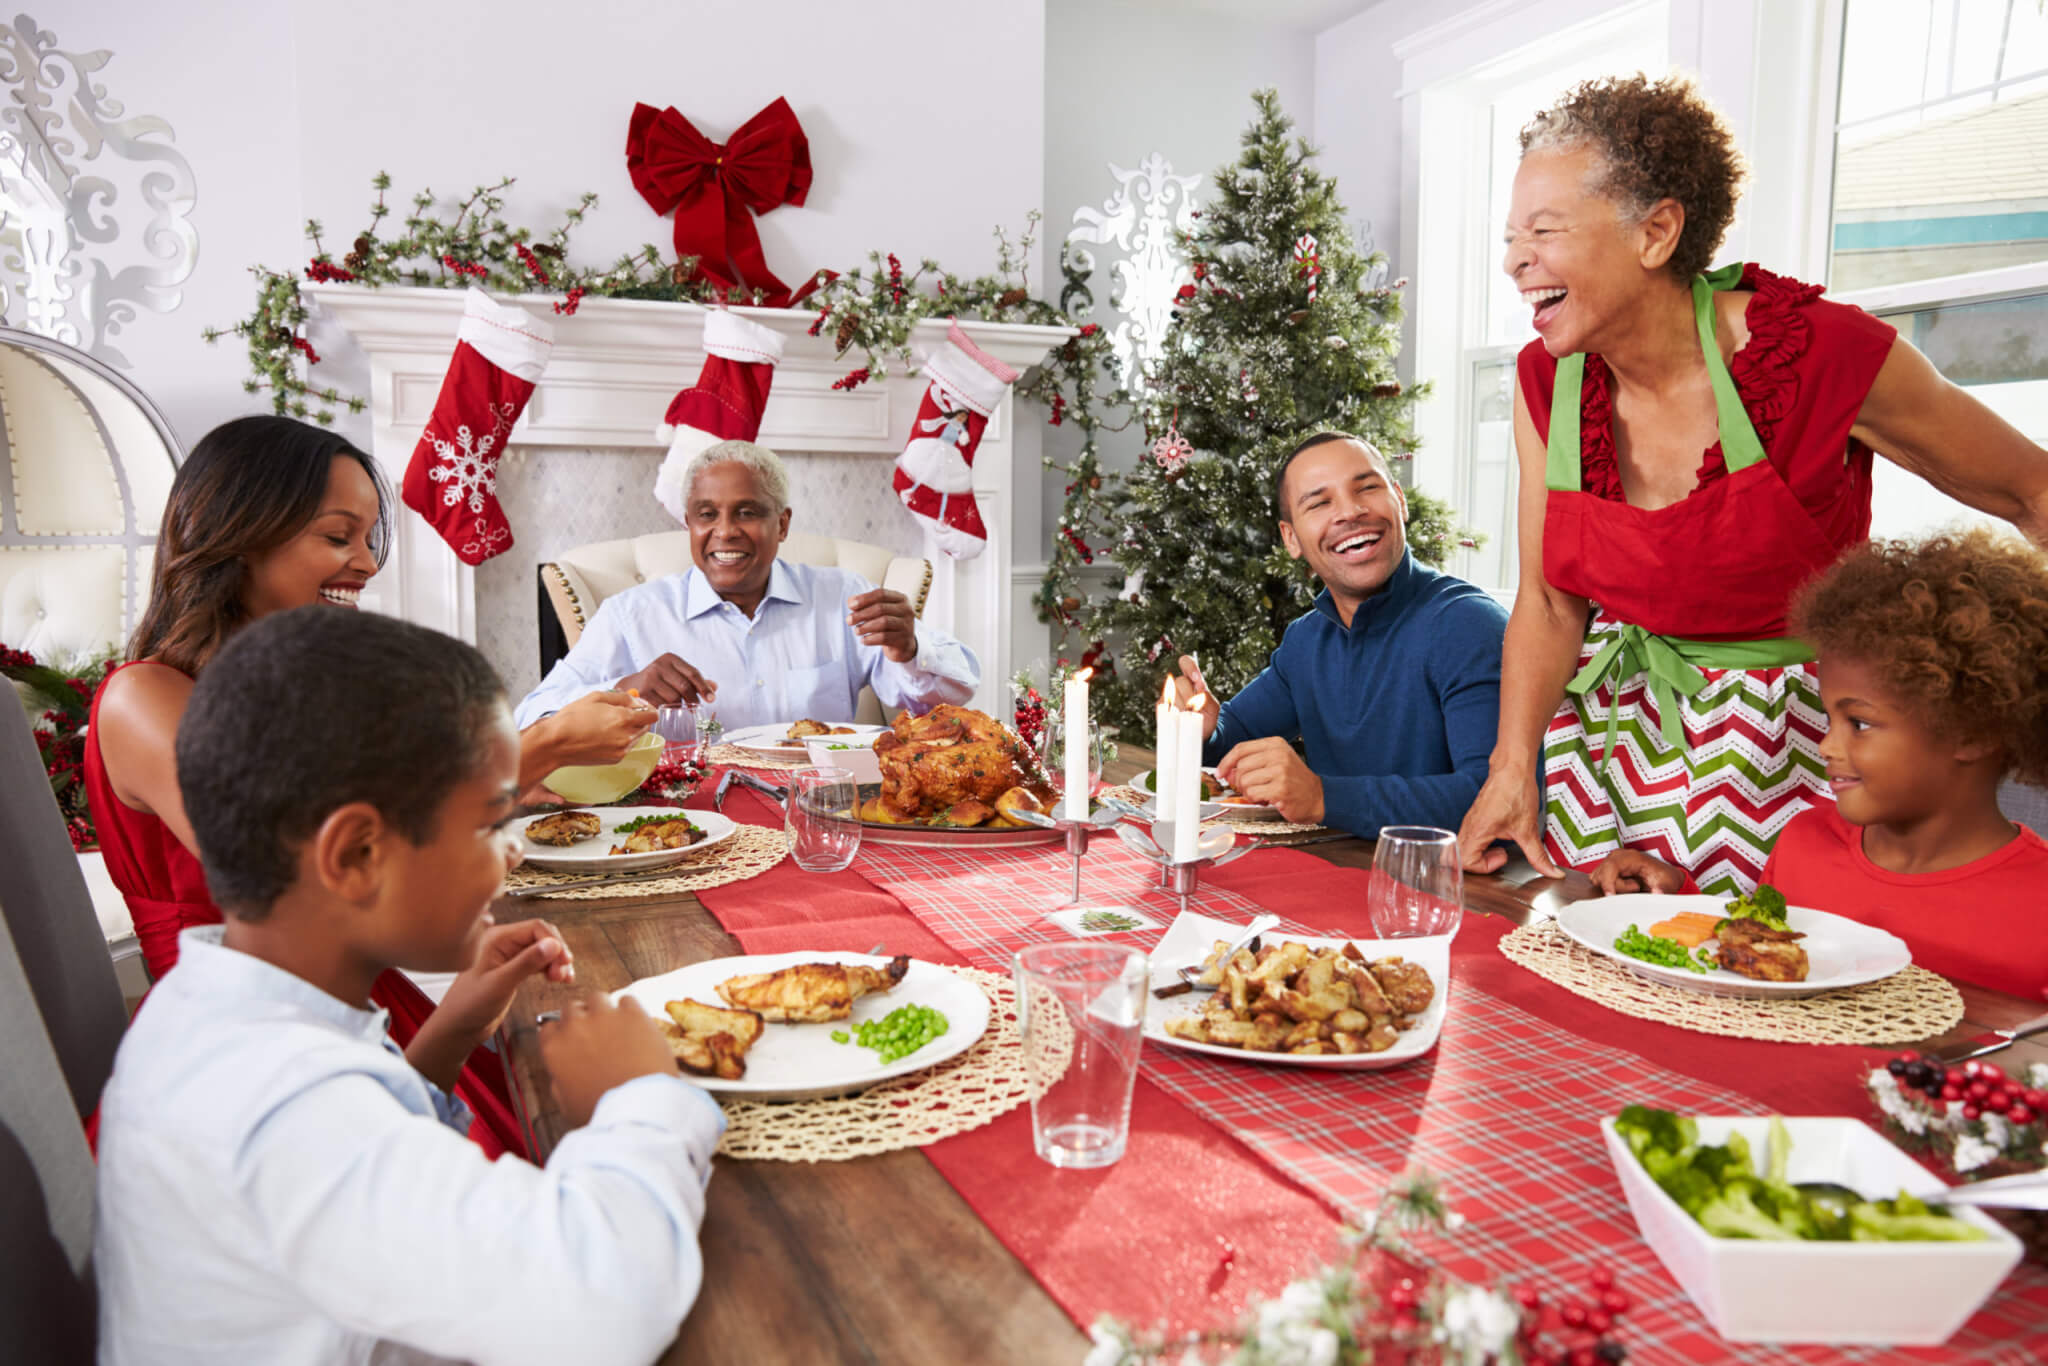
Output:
[
  {"xmin": 1590, "ymin": 849, "xmax": 1689, "ymax": 896},
  {"xmin": 540, "ymin": 996, "xmax": 678, "ymax": 1128},
  {"xmin": 404, "ymin": 920, "xmax": 572, "ymax": 1092}
]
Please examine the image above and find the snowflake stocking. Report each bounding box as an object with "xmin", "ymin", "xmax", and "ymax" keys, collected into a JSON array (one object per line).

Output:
[
  {"xmin": 892, "ymin": 321, "xmax": 1018, "ymax": 560},
  {"xmin": 401, "ymin": 288, "xmax": 555, "ymax": 566}
]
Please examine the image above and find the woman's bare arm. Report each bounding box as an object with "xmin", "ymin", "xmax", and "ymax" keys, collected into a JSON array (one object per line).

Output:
[
  {"xmin": 93, "ymin": 662, "xmax": 201, "ymax": 854},
  {"xmin": 1455, "ymin": 381, "xmax": 1591, "ymax": 874},
  {"xmin": 1852, "ymin": 336, "xmax": 2048, "ymax": 544}
]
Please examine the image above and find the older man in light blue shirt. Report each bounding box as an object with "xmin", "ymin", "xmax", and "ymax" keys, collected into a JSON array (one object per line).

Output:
[{"xmin": 516, "ymin": 440, "xmax": 977, "ymax": 732}]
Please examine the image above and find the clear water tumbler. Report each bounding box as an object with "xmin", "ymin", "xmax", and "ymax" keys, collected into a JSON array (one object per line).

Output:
[
  {"xmin": 1366, "ymin": 825, "xmax": 1463, "ymax": 938},
  {"xmin": 1012, "ymin": 942, "xmax": 1148, "ymax": 1169},
  {"xmin": 785, "ymin": 765, "xmax": 861, "ymax": 873}
]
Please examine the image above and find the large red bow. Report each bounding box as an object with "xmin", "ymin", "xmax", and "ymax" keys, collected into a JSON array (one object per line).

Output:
[{"xmin": 627, "ymin": 98, "xmax": 816, "ymax": 308}]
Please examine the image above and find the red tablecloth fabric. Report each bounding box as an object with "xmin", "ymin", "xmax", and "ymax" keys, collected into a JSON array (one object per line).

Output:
[{"xmin": 692, "ymin": 781, "xmax": 2046, "ymax": 1364}]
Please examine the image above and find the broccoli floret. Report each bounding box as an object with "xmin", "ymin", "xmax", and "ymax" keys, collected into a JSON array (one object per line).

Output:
[
  {"xmin": 1616, "ymin": 1106, "xmax": 1697, "ymax": 1163},
  {"xmin": 1722, "ymin": 883, "xmax": 1791, "ymax": 932},
  {"xmin": 1698, "ymin": 1184, "xmax": 1803, "ymax": 1241},
  {"xmin": 1764, "ymin": 1115, "xmax": 1791, "ymax": 1186},
  {"xmin": 1847, "ymin": 1200, "xmax": 1987, "ymax": 1243}
]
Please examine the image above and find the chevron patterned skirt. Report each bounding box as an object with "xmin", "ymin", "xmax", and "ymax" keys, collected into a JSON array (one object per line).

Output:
[{"xmin": 1541, "ymin": 613, "xmax": 1832, "ymax": 896}]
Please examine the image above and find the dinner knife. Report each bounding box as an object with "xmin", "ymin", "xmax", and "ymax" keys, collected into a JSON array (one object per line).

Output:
[{"xmin": 1929, "ymin": 1008, "xmax": 2048, "ymax": 1064}]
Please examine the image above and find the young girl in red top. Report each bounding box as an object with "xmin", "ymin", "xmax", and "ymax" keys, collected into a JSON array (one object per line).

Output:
[{"xmin": 1594, "ymin": 529, "xmax": 2048, "ymax": 999}]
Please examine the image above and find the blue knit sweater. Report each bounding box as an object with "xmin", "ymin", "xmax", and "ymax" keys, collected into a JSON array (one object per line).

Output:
[{"xmin": 1202, "ymin": 551, "xmax": 1508, "ymax": 839}]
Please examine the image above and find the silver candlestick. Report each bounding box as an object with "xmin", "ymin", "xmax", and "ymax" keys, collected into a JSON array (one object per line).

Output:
[
  {"xmin": 1112, "ymin": 819, "xmax": 1263, "ymax": 916},
  {"xmin": 1012, "ymin": 805, "xmax": 1123, "ymax": 905}
]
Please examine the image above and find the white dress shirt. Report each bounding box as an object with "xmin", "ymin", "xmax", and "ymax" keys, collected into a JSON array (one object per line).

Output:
[
  {"xmin": 95, "ymin": 927, "xmax": 725, "ymax": 1366},
  {"xmin": 515, "ymin": 559, "xmax": 978, "ymax": 732}
]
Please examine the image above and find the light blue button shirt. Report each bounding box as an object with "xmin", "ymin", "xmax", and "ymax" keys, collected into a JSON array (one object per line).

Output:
[
  {"xmin": 515, "ymin": 559, "xmax": 978, "ymax": 731},
  {"xmin": 95, "ymin": 927, "xmax": 725, "ymax": 1366}
]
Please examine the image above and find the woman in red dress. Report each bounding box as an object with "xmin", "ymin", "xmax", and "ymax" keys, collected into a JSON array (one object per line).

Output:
[
  {"xmin": 86, "ymin": 416, "xmax": 653, "ymax": 1157},
  {"xmin": 1453, "ymin": 75, "xmax": 2048, "ymax": 895}
]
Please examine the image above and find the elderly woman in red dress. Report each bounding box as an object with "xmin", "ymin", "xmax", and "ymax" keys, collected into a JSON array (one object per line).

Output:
[{"xmin": 1455, "ymin": 75, "xmax": 2048, "ymax": 895}]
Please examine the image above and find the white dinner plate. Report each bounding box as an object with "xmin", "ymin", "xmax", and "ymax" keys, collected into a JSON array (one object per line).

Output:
[
  {"xmin": 1143, "ymin": 910, "xmax": 1451, "ymax": 1070},
  {"xmin": 722, "ymin": 721, "xmax": 888, "ymax": 759},
  {"xmin": 1129, "ymin": 767, "xmax": 1277, "ymax": 821},
  {"xmin": 1555, "ymin": 894, "xmax": 1913, "ymax": 999},
  {"xmin": 613, "ymin": 951, "xmax": 991, "ymax": 1100},
  {"xmin": 514, "ymin": 806, "xmax": 739, "ymax": 872}
]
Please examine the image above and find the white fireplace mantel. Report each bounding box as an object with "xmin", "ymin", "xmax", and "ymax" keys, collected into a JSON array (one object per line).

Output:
[{"xmin": 306, "ymin": 283, "xmax": 1074, "ymax": 715}]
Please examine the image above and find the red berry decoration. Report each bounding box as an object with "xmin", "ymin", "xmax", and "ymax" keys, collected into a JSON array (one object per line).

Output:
[
  {"xmin": 1967, "ymin": 1080, "xmax": 1990, "ymax": 1102},
  {"xmin": 1587, "ymin": 1310, "xmax": 1613, "ymax": 1334},
  {"xmin": 1599, "ymin": 1289, "xmax": 1630, "ymax": 1316},
  {"xmin": 1588, "ymin": 1267, "xmax": 1614, "ymax": 1292},
  {"xmin": 1941, "ymin": 1083, "xmax": 1963, "ymax": 1102},
  {"xmin": 1514, "ymin": 1285, "xmax": 1542, "ymax": 1309},
  {"xmin": 2023, "ymin": 1088, "xmax": 2048, "ymax": 1112},
  {"xmin": 2008, "ymin": 1104, "xmax": 2037, "ymax": 1126},
  {"xmin": 1946, "ymin": 1068, "xmax": 1969, "ymax": 1088},
  {"xmin": 1561, "ymin": 1303, "xmax": 1588, "ymax": 1329},
  {"xmin": 1962, "ymin": 1103, "xmax": 1982, "ymax": 1121}
]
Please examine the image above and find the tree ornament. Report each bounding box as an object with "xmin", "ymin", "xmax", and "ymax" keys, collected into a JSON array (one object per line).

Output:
[
  {"xmin": 1293, "ymin": 232, "xmax": 1320, "ymax": 302},
  {"xmin": 1150, "ymin": 409, "xmax": 1193, "ymax": 471}
]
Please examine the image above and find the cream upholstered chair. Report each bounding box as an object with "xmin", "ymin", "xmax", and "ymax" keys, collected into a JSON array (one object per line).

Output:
[{"xmin": 537, "ymin": 530, "xmax": 932, "ymax": 724}]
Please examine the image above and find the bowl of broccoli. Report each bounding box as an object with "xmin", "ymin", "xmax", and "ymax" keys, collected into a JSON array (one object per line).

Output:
[{"xmin": 1601, "ymin": 1107, "xmax": 2023, "ymax": 1344}]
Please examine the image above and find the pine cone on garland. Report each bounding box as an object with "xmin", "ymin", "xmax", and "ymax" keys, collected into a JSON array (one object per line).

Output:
[
  {"xmin": 998, "ymin": 288, "xmax": 1028, "ymax": 308},
  {"xmin": 835, "ymin": 315, "xmax": 861, "ymax": 350}
]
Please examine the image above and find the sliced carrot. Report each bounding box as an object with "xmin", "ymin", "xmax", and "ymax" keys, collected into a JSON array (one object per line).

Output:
[{"xmin": 1649, "ymin": 912, "xmax": 1722, "ymax": 948}]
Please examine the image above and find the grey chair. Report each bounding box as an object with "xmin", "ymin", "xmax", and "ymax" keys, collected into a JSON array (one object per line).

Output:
[
  {"xmin": 0, "ymin": 899, "xmax": 100, "ymax": 1358},
  {"xmin": 1999, "ymin": 778, "xmax": 2048, "ymax": 838},
  {"xmin": 0, "ymin": 697, "xmax": 127, "ymax": 1120}
]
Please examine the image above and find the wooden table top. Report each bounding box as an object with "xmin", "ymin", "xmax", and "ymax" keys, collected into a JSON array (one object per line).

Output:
[{"xmin": 492, "ymin": 753, "xmax": 2047, "ymax": 1365}]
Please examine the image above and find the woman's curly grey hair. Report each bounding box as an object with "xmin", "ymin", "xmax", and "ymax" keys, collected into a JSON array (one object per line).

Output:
[{"xmin": 1520, "ymin": 73, "xmax": 1747, "ymax": 281}]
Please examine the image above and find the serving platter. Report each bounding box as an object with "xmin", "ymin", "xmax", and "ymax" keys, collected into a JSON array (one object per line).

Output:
[
  {"xmin": 515, "ymin": 806, "xmax": 739, "ymax": 872},
  {"xmin": 1555, "ymin": 894, "xmax": 1913, "ymax": 999},
  {"xmin": 1143, "ymin": 910, "xmax": 1451, "ymax": 1070},
  {"xmin": 850, "ymin": 783, "xmax": 1067, "ymax": 848},
  {"xmin": 723, "ymin": 720, "xmax": 888, "ymax": 760},
  {"xmin": 612, "ymin": 951, "xmax": 991, "ymax": 1101},
  {"xmin": 1131, "ymin": 767, "xmax": 1281, "ymax": 821}
]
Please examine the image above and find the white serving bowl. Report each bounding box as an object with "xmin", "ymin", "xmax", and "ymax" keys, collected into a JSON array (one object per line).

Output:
[{"xmin": 1600, "ymin": 1115, "xmax": 2023, "ymax": 1345}]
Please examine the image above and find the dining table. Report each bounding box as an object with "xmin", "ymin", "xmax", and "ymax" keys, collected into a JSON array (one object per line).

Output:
[{"xmin": 492, "ymin": 749, "xmax": 2048, "ymax": 1366}]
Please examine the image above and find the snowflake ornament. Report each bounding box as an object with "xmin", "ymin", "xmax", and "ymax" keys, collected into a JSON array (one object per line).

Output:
[
  {"xmin": 1150, "ymin": 413, "xmax": 1193, "ymax": 472},
  {"xmin": 425, "ymin": 401, "xmax": 517, "ymax": 512}
]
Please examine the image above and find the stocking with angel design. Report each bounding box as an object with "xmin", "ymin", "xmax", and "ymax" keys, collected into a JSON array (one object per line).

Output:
[
  {"xmin": 892, "ymin": 321, "xmax": 1018, "ymax": 560},
  {"xmin": 402, "ymin": 288, "xmax": 555, "ymax": 566}
]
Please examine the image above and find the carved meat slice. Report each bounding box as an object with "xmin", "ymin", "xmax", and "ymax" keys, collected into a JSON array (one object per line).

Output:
[
  {"xmin": 715, "ymin": 955, "xmax": 911, "ymax": 1022},
  {"xmin": 526, "ymin": 810, "xmax": 601, "ymax": 846}
]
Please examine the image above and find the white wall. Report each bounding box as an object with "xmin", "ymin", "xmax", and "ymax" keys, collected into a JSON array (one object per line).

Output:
[{"xmin": 41, "ymin": 0, "xmax": 1047, "ymax": 456}]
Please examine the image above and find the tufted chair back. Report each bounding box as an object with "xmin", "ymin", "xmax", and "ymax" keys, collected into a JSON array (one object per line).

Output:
[
  {"xmin": 0, "ymin": 330, "xmax": 180, "ymax": 664},
  {"xmin": 537, "ymin": 531, "xmax": 931, "ymax": 724}
]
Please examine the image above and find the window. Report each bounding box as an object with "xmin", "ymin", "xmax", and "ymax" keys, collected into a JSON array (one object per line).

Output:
[
  {"xmin": 1409, "ymin": 1, "xmax": 1668, "ymax": 592},
  {"xmin": 1826, "ymin": 0, "xmax": 2048, "ymax": 537}
]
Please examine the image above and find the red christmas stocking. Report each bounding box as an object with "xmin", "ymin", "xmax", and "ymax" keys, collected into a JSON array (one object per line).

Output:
[
  {"xmin": 892, "ymin": 321, "xmax": 1017, "ymax": 560},
  {"xmin": 402, "ymin": 288, "xmax": 555, "ymax": 566},
  {"xmin": 653, "ymin": 309, "xmax": 784, "ymax": 522}
]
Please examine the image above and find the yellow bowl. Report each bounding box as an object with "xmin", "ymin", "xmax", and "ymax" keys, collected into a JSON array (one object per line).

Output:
[{"xmin": 542, "ymin": 729, "xmax": 663, "ymax": 805}]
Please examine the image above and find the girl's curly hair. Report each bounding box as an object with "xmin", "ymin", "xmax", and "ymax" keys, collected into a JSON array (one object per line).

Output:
[
  {"xmin": 1791, "ymin": 528, "xmax": 2048, "ymax": 784},
  {"xmin": 1520, "ymin": 73, "xmax": 1747, "ymax": 282}
]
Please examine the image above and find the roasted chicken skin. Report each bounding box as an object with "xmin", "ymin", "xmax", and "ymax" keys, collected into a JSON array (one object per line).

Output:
[
  {"xmin": 1713, "ymin": 918, "xmax": 1810, "ymax": 983},
  {"xmin": 715, "ymin": 955, "xmax": 910, "ymax": 1022},
  {"xmin": 872, "ymin": 704, "xmax": 1031, "ymax": 819},
  {"xmin": 526, "ymin": 810, "xmax": 600, "ymax": 846}
]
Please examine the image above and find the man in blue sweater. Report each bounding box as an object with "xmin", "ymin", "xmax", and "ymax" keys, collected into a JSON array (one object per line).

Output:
[{"xmin": 1172, "ymin": 433, "xmax": 1507, "ymax": 838}]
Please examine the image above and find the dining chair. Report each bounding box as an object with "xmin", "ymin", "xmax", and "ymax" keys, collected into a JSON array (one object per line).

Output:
[
  {"xmin": 536, "ymin": 529, "xmax": 932, "ymax": 723},
  {"xmin": 0, "ymin": 902, "xmax": 101, "ymax": 1359},
  {"xmin": 0, "ymin": 697, "xmax": 128, "ymax": 1120},
  {"xmin": 1998, "ymin": 777, "xmax": 2048, "ymax": 838}
]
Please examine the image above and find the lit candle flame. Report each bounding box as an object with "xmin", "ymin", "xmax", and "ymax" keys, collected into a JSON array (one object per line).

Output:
[
  {"xmin": 1188, "ymin": 694, "xmax": 1210, "ymax": 712},
  {"xmin": 1075, "ymin": 666, "xmax": 1094, "ymax": 683},
  {"xmin": 1160, "ymin": 677, "xmax": 1175, "ymax": 708}
]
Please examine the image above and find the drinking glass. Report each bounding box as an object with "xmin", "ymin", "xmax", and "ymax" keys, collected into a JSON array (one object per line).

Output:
[
  {"xmin": 654, "ymin": 701, "xmax": 710, "ymax": 766},
  {"xmin": 1012, "ymin": 942, "xmax": 1148, "ymax": 1169},
  {"xmin": 1366, "ymin": 826, "xmax": 1463, "ymax": 938},
  {"xmin": 786, "ymin": 765, "xmax": 861, "ymax": 873}
]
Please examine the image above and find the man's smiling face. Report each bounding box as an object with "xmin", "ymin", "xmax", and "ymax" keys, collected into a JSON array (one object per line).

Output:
[
  {"xmin": 1278, "ymin": 437, "xmax": 1408, "ymax": 606},
  {"xmin": 685, "ymin": 460, "xmax": 792, "ymax": 614}
]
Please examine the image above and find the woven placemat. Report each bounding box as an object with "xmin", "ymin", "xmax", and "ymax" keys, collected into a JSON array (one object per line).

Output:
[
  {"xmin": 715, "ymin": 967, "xmax": 1034, "ymax": 1161},
  {"xmin": 1499, "ymin": 920, "xmax": 1965, "ymax": 1046},
  {"xmin": 704, "ymin": 744, "xmax": 808, "ymax": 771},
  {"xmin": 504, "ymin": 822, "xmax": 787, "ymax": 900},
  {"xmin": 1102, "ymin": 783, "xmax": 1330, "ymax": 838}
]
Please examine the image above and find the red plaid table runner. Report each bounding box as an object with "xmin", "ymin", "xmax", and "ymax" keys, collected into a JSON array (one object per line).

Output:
[{"xmin": 848, "ymin": 831, "xmax": 2048, "ymax": 1365}]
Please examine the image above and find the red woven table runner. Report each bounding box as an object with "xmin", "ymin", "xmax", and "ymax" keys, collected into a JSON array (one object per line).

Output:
[{"xmin": 693, "ymin": 781, "xmax": 2046, "ymax": 1362}]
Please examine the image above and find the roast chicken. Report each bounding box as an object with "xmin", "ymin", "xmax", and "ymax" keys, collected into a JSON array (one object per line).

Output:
[
  {"xmin": 1713, "ymin": 918, "xmax": 1811, "ymax": 983},
  {"xmin": 871, "ymin": 704, "xmax": 1036, "ymax": 821},
  {"xmin": 715, "ymin": 955, "xmax": 910, "ymax": 1023}
]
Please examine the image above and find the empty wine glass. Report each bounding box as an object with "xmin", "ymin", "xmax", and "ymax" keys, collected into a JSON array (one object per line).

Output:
[{"xmin": 1367, "ymin": 826, "xmax": 1463, "ymax": 938}]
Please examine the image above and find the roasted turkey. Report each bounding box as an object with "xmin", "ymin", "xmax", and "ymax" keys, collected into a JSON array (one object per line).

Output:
[{"xmin": 871, "ymin": 704, "xmax": 1039, "ymax": 820}]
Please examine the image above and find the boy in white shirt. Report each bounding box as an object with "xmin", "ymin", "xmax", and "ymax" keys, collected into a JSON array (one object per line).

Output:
[{"xmin": 95, "ymin": 606, "xmax": 722, "ymax": 1365}]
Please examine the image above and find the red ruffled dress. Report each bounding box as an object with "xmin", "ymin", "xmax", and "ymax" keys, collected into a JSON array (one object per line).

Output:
[
  {"xmin": 1518, "ymin": 265, "xmax": 1897, "ymax": 893},
  {"xmin": 84, "ymin": 661, "xmax": 529, "ymax": 1159}
]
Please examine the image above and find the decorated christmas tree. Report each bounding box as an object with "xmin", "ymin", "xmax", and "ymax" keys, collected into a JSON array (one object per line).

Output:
[{"xmin": 1039, "ymin": 90, "xmax": 1474, "ymax": 736}]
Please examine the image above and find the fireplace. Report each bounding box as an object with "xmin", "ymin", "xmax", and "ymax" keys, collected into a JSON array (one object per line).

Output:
[{"xmin": 307, "ymin": 285, "xmax": 1074, "ymax": 708}]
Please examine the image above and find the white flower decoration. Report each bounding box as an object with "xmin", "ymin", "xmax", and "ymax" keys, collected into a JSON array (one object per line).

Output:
[{"xmin": 1436, "ymin": 1287, "xmax": 1521, "ymax": 1366}]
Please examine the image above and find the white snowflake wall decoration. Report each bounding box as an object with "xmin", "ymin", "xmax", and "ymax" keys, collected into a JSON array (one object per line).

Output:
[{"xmin": 1065, "ymin": 152, "xmax": 1200, "ymax": 385}]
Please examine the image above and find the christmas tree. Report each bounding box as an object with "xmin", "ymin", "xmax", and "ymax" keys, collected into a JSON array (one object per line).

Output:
[{"xmin": 1040, "ymin": 89, "xmax": 1471, "ymax": 736}]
